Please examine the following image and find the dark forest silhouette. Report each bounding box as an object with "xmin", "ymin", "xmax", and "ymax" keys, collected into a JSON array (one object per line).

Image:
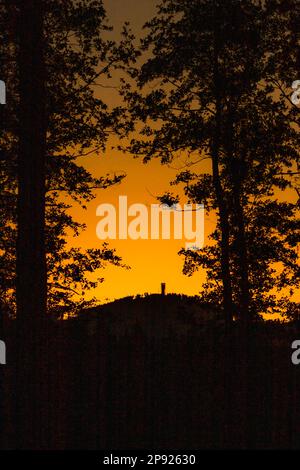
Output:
[
  {"xmin": 0, "ymin": 0, "xmax": 299, "ymax": 450},
  {"xmin": 121, "ymin": 0, "xmax": 299, "ymax": 321}
]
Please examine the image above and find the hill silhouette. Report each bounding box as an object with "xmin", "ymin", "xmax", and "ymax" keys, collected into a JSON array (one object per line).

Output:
[
  {"xmin": 79, "ymin": 294, "xmax": 223, "ymax": 338},
  {"xmin": 2, "ymin": 294, "xmax": 300, "ymax": 449}
]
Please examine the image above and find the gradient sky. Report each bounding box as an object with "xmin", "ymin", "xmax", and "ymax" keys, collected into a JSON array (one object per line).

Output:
[
  {"xmin": 67, "ymin": 0, "xmax": 298, "ymax": 305},
  {"xmin": 65, "ymin": 0, "xmax": 213, "ymax": 303}
]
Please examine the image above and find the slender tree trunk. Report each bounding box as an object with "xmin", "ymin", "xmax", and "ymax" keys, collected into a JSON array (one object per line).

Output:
[
  {"xmin": 211, "ymin": 148, "xmax": 234, "ymax": 323},
  {"xmin": 211, "ymin": 4, "xmax": 234, "ymax": 323},
  {"xmin": 16, "ymin": 0, "xmax": 47, "ymax": 448},
  {"xmin": 226, "ymin": 115, "xmax": 251, "ymax": 323},
  {"xmin": 225, "ymin": 113, "xmax": 252, "ymax": 446},
  {"xmin": 231, "ymin": 178, "xmax": 251, "ymax": 322}
]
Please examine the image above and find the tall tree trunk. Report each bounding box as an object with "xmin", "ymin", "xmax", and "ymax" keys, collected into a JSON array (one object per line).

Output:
[
  {"xmin": 16, "ymin": 0, "xmax": 47, "ymax": 449},
  {"xmin": 211, "ymin": 143, "xmax": 234, "ymax": 323},
  {"xmin": 226, "ymin": 114, "xmax": 251, "ymax": 323},
  {"xmin": 211, "ymin": 3, "xmax": 234, "ymax": 323},
  {"xmin": 231, "ymin": 175, "xmax": 251, "ymax": 322}
]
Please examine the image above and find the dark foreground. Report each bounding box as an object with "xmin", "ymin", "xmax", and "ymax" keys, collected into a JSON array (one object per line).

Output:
[{"xmin": 1, "ymin": 314, "xmax": 300, "ymax": 450}]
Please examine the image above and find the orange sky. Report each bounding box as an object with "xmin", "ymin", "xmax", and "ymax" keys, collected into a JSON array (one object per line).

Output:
[
  {"xmin": 67, "ymin": 0, "xmax": 298, "ymax": 305},
  {"xmin": 65, "ymin": 0, "xmax": 214, "ymax": 303},
  {"xmin": 70, "ymin": 142, "xmax": 214, "ymax": 303}
]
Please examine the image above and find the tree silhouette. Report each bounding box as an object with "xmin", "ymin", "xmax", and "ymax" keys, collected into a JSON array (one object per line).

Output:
[
  {"xmin": 0, "ymin": 0, "xmax": 133, "ymax": 318},
  {"xmin": 120, "ymin": 0, "xmax": 299, "ymax": 320},
  {"xmin": 14, "ymin": 0, "xmax": 47, "ymax": 449},
  {"xmin": 17, "ymin": 0, "xmax": 47, "ymax": 322},
  {"xmin": 0, "ymin": 0, "xmax": 133, "ymax": 448}
]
